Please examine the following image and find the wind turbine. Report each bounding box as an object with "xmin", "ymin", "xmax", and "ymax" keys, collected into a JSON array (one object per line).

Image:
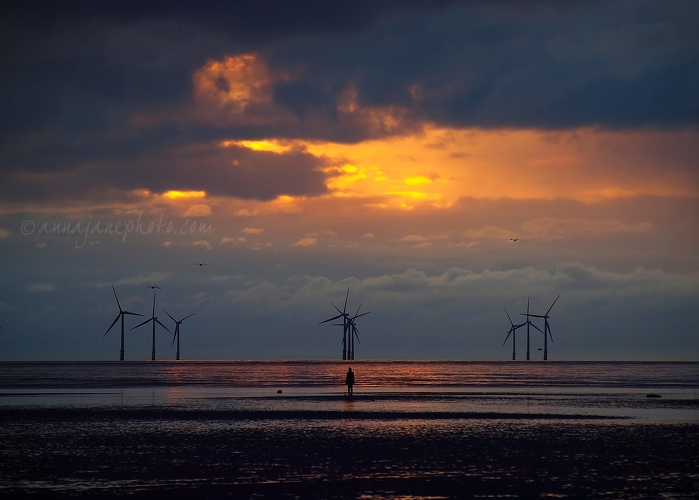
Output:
[
  {"xmin": 526, "ymin": 295, "xmax": 559, "ymax": 360},
  {"xmin": 319, "ymin": 287, "xmax": 351, "ymax": 359},
  {"xmin": 519, "ymin": 298, "xmax": 545, "ymax": 360},
  {"xmin": 162, "ymin": 309, "xmax": 194, "ymax": 360},
  {"xmin": 103, "ymin": 285, "xmax": 143, "ymax": 361},
  {"xmin": 320, "ymin": 287, "xmax": 351, "ymax": 359},
  {"xmin": 503, "ymin": 307, "xmax": 526, "ymax": 360},
  {"xmin": 346, "ymin": 305, "xmax": 370, "ymax": 360},
  {"xmin": 131, "ymin": 290, "xmax": 170, "ymax": 360}
]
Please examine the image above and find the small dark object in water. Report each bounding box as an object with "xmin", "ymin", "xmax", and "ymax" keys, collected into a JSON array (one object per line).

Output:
[
  {"xmin": 277, "ymin": 389, "xmax": 282, "ymax": 394},
  {"xmin": 646, "ymin": 393, "xmax": 661, "ymax": 398}
]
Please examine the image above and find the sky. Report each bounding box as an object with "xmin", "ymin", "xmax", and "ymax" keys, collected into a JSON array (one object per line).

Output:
[{"xmin": 0, "ymin": 0, "xmax": 698, "ymax": 361}]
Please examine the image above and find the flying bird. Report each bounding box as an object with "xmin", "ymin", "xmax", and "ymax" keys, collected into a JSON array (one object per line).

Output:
[
  {"xmin": 510, "ymin": 238, "xmax": 519, "ymax": 241},
  {"xmin": 147, "ymin": 285, "xmax": 161, "ymax": 289},
  {"xmin": 195, "ymin": 263, "xmax": 208, "ymax": 266}
]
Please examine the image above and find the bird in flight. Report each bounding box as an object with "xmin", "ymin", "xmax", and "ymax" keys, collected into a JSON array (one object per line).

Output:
[
  {"xmin": 510, "ymin": 238, "xmax": 519, "ymax": 241},
  {"xmin": 195, "ymin": 263, "xmax": 208, "ymax": 266},
  {"xmin": 147, "ymin": 285, "xmax": 161, "ymax": 289}
]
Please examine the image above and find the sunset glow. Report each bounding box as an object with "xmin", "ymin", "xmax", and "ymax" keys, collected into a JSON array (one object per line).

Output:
[
  {"xmin": 1, "ymin": 1, "xmax": 697, "ymax": 361},
  {"xmin": 163, "ymin": 191, "xmax": 207, "ymax": 199}
]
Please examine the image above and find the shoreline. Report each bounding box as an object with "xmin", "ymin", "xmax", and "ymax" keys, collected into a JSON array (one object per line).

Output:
[{"xmin": 1, "ymin": 406, "xmax": 631, "ymax": 421}]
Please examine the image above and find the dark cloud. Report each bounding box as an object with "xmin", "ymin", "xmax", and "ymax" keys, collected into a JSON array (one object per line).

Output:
[
  {"xmin": 3, "ymin": 1, "xmax": 459, "ymax": 35},
  {"xmin": 1, "ymin": 1, "xmax": 697, "ymax": 204},
  {"xmin": 0, "ymin": 144, "xmax": 332, "ymax": 203}
]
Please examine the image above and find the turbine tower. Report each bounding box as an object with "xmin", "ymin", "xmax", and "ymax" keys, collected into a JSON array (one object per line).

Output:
[
  {"xmin": 103, "ymin": 285, "xmax": 143, "ymax": 361},
  {"xmin": 519, "ymin": 299, "xmax": 545, "ymax": 360},
  {"xmin": 346, "ymin": 304, "xmax": 370, "ymax": 360},
  {"xmin": 162, "ymin": 309, "xmax": 194, "ymax": 360},
  {"xmin": 527, "ymin": 295, "xmax": 559, "ymax": 360},
  {"xmin": 131, "ymin": 290, "xmax": 171, "ymax": 360},
  {"xmin": 503, "ymin": 307, "xmax": 526, "ymax": 360},
  {"xmin": 320, "ymin": 287, "xmax": 351, "ymax": 359}
]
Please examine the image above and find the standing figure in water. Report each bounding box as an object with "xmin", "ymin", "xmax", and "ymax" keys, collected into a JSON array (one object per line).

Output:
[{"xmin": 345, "ymin": 367, "xmax": 355, "ymax": 396}]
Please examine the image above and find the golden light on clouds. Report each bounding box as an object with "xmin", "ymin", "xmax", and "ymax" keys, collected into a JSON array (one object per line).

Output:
[
  {"xmin": 404, "ymin": 176, "xmax": 433, "ymax": 186},
  {"xmin": 163, "ymin": 190, "xmax": 207, "ymax": 199},
  {"xmin": 191, "ymin": 53, "xmax": 697, "ymax": 212},
  {"xmin": 217, "ymin": 122, "xmax": 698, "ymax": 210},
  {"xmin": 193, "ymin": 54, "xmax": 277, "ymax": 110},
  {"xmin": 233, "ymin": 140, "xmax": 290, "ymax": 153}
]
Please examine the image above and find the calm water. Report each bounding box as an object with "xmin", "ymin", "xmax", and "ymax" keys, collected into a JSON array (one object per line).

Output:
[
  {"xmin": 1, "ymin": 360, "xmax": 698, "ymax": 389},
  {"xmin": 1, "ymin": 360, "xmax": 697, "ymax": 420}
]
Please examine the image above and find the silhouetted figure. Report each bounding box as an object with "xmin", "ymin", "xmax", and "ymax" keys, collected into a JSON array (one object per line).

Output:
[{"xmin": 345, "ymin": 367, "xmax": 355, "ymax": 396}]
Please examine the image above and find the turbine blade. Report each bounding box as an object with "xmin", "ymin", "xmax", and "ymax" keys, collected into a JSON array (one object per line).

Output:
[
  {"xmin": 162, "ymin": 309, "xmax": 176, "ymax": 322},
  {"xmin": 156, "ymin": 319, "xmax": 171, "ymax": 333},
  {"xmin": 530, "ymin": 322, "xmax": 544, "ymax": 334},
  {"xmin": 320, "ymin": 313, "xmax": 343, "ymax": 324},
  {"xmin": 124, "ymin": 311, "xmax": 144, "ymax": 317},
  {"xmin": 354, "ymin": 311, "xmax": 370, "ymax": 319},
  {"xmin": 182, "ymin": 313, "xmax": 195, "ymax": 321},
  {"xmin": 112, "ymin": 285, "xmax": 123, "ymax": 312},
  {"xmin": 152, "ymin": 292, "xmax": 156, "ymax": 316},
  {"xmin": 104, "ymin": 315, "xmax": 120, "ymax": 336},
  {"xmin": 131, "ymin": 318, "xmax": 151, "ymax": 330},
  {"xmin": 504, "ymin": 307, "xmax": 513, "ymax": 325},
  {"xmin": 172, "ymin": 331, "xmax": 177, "ymax": 346},
  {"xmin": 546, "ymin": 295, "xmax": 560, "ymax": 315},
  {"xmin": 352, "ymin": 304, "xmax": 362, "ymax": 320},
  {"xmin": 503, "ymin": 329, "xmax": 512, "ymax": 345},
  {"xmin": 343, "ymin": 287, "xmax": 350, "ymax": 314}
]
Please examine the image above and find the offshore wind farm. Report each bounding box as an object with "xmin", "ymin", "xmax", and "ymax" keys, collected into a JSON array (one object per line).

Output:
[{"xmin": 102, "ymin": 282, "xmax": 567, "ymax": 362}]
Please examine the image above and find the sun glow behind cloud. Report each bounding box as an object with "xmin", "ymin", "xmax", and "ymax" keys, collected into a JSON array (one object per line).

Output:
[
  {"xmin": 163, "ymin": 191, "xmax": 207, "ymax": 199},
  {"xmin": 218, "ymin": 127, "xmax": 698, "ymax": 211}
]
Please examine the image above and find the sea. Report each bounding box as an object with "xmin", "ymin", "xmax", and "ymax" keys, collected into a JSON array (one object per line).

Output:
[
  {"xmin": 1, "ymin": 360, "xmax": 697, "ymax": 420},
  {"xmin": 2, "ymin": 361, "xmax": 698, "ymax": 498}
]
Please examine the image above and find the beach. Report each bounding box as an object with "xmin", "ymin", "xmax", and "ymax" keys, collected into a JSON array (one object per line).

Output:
[
  {"xmin": 1, "ymin": 361, "xmax": 698, "ymax": 498},
  {"xmin": 2, "ymin": 406, "xmax": 698, "ymax": 498}
]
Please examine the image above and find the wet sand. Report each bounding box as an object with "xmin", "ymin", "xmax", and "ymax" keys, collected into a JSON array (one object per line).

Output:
[{"xmin": 1, "ymin": 407, "xmax": 698, "ymax": 499}]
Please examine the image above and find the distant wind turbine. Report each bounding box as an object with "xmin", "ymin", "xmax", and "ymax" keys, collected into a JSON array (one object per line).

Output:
[
  {"xmin": 503, "ymin": 307, "xmax": 526, "ymax": 360},
  {"xmin": 131, "ymin": 291, "xmax": 171, "ymax": 360},
  {"xmin": 103, "ymin": 285, "xmax": 143, "ymax": 361},
  {"xmin": 147, "ymin": 285, "xmax": 161, "ymax": 289},
  {"xmin": 320, "ymin": 287, "xmax": 351, "ymax": 359},
  {"xmin": 332, "ymin": 304, "xmax": 371, "ymax": 360},
  {"xmin": 519, "ymin": 298, "xmax": 544, "ymax": 360},
  {"xmin": 162, "ymin": 309, "xmax": 194, "ymax": 360},
  {"xmin": 346, "ymin": 305, "xmax": 370, "ymax": 360},
  {"xmin": 320, "ymin": 287, "xmax": 371, "ymax": 360},
  {"xmin": 526, "ymin": 295, "xmax": 560, "ymax": 360}
]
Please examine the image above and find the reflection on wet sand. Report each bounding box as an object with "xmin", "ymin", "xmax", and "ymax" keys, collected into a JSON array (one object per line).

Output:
[{"xmin": 0, "ymin": 408, "xmax": 697, "ymax": 498}]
